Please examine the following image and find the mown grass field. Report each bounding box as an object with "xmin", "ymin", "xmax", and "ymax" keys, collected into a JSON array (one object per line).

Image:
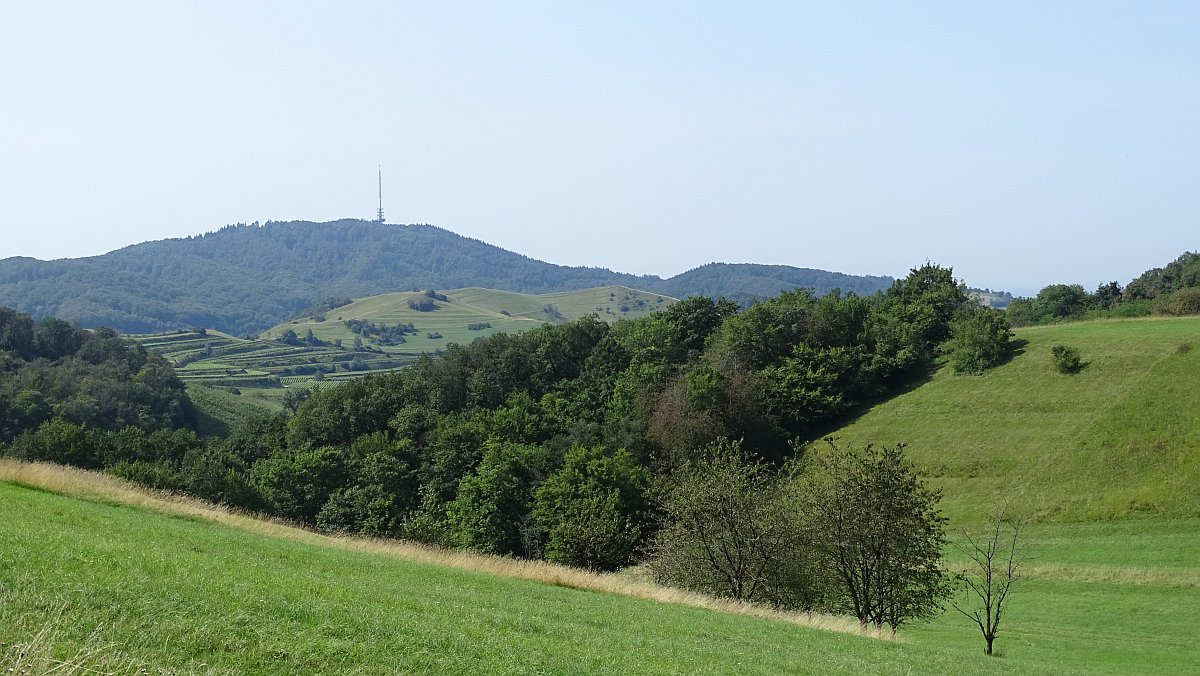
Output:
[
  {"xmin": 3, "ymin": 461, "xmax": 1198, "ymax": 674},
  {"xmin": 827, "ymin": 317, "xmax": 1200, "ymax": 523},
  {"xmin": 0, "ymin": 465, "xmax": 1052, "ymax": 676}
]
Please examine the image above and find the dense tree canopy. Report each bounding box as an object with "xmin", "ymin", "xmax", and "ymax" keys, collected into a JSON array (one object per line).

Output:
[{"xmin": 0, "ymin": 308, "xmax": 193, "ymax": 442}]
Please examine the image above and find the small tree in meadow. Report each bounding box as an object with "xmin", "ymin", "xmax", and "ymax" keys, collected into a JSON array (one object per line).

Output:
[
  {"xmin": 1051, "ymin": 345, "xmax": 1082, "ymax": 374},
  {"xmin": 797, "ymin": 439, "xmax": 951, "ymax": 634},
  {"xmin": 650, "ymin": 438, "xmax": 815, "ymax": 607},
  {"xmin": 952, "ymin": 507, "xmax": 1027, "ymax": 656}
]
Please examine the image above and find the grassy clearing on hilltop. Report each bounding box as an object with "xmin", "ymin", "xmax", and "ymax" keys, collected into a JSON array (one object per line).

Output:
[
  {"xmin": 262, "ymin": 285, "xmax": 674, "ymax": 351},
  {"xmin": 826, "ymin": 317, "xmax": 1200, "ymax": 523}
]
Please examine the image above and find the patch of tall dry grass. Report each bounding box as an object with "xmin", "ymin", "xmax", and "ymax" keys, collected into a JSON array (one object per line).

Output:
[
  {"xmin": 0, "ymin": 459, "xmax": 870, "ymax": 638},
  {"xmin": 0, "ymin": 596, "xmax": 224, "ymax": 676},
  {"xmin": 1021, "ymin": 563, "xmax": 1200, "ymax": 588}
]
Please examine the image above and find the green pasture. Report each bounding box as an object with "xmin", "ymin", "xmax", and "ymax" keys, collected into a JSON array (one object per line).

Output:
[
  {"xmin": 3, "ymin": 480, "xmax": 1196, "ymax": 674},
  {"xmin": 262, "ymin": 285, "xmax": 675, "ymax": 352},
  {"xmin": 828, "ymin": 317, "xmax": 1200, "ymax": 523}
]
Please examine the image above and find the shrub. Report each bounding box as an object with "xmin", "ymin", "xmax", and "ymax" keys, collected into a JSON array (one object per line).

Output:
[
  {"xmin": 649, "ymin": 439, "xmax": 819, "ymax": 608},
  {"xmin": 532, "ymin": 446, "xmax": 650, "ymax": 571},
  {"xmin": 944, "ymin": 308, "xmax": 1013, "ymax": 375},
  {"xmin": 1154, "ymin": 287, "xmax": 1200, "ymax": 317},
  {"xmin": 1051, "ymin": 345, "xmax": 1082, "ymax": 374}
]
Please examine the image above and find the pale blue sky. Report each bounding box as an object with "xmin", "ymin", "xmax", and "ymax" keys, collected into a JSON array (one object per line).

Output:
[{"xmin": 1, "ymin": 2, "xmax": 1197, "ymax": 295}]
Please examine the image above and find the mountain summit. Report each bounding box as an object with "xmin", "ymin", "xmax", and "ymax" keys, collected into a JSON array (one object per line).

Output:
[{"xmin": 0, "ymin": 220, "xmax": 892, "ymax": 334}]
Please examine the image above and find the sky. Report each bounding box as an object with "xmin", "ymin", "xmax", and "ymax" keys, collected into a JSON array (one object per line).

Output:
[{"xmin": 1, "ymin": 2, "xmax": 1197, "ymax": 296}]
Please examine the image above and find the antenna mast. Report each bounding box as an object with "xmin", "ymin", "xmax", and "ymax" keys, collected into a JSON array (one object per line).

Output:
[{"xmin": 376, "ymin": 165, "xmax": 385, "ymax": 223}]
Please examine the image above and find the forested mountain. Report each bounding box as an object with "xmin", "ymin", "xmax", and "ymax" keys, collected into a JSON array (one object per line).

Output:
[
  {"xmin": 0, "ymin": 220, "xmax": 893, "ymax": 335},
  {"xmin": 652, "ymin": 262, "xmax": 893, "ymax": 307}
]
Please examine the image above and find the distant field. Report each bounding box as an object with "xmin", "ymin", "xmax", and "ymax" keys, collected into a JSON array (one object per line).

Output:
[
  {"xmin": 133, "ymin": 286, "xmax": 676, "ymax": 434},
  {"xmin": 261, "ymin": 285, "xmax": 675, "ymax": 352},
  {"xmin": 827, "ymin": 317, "xmax": 1200, "ymax": 523}
]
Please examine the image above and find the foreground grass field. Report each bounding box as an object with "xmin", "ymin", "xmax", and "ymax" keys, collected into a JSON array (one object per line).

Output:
[
  {"xmin": 3, "ymin": 462, "xmax": 1197, "ymax": 674},
  {"xmin": 829, "ymin": 317, "xmax": 1200, "ymax": 523}
]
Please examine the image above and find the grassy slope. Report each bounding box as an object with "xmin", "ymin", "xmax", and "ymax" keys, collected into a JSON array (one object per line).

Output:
[
  {"xmin": 826, "ymin": 317, "xmax": 1200, "ymax": 523},
  {"xmin": 263, "ymin": 286, "xmax": 675, "ymax": 353},
  {"xmin": 3, "ymin": 469, "xmax": 1196, "ymax": 675},
  {"xmin": 0, "ymin": 473, "xmax": 1041, "ymax": 676},
  {"xmin": 914, "ymin": 518, "xmax": 1200, "ymax": 675}
]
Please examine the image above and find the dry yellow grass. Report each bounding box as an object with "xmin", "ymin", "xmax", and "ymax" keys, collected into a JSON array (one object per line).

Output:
[
  {"xmin": 1021, "ymin": 563, "xmax": 1200, "ymax": 588},
  {"xmin": 0, "ymin": 459, "xmax": 871, "ymax": 639}
]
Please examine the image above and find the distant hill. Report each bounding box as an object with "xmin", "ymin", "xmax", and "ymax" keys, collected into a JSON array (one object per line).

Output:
[
  {"xmin": 653, "ymin": 262, "xmax": 893, "ymax": 306},
  {"xmin": 0, "ymin": 220, "xmax": 893, "ymax": 335}
]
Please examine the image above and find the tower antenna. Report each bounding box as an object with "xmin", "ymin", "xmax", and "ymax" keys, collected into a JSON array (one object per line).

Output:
[{"xmin": 376, "ymin": 165, "xmax": 385, "ymax": 223}]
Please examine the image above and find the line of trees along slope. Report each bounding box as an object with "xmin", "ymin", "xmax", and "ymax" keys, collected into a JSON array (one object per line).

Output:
[
  {"xmin": 0, "ymin": 220, "xmax": 893, "ymax": 335},
  {"xmin": 2, "ymin": 264, "xmax": 1005, "ymax": 627},
  {"xmin": 1008, "ymin": 251, "xmax": 1200, "ymax": 326}
]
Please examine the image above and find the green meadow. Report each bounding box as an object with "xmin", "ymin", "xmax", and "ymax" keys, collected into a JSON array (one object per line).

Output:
[
  {"xmin": 3, "ymin": 471, "xmax": 1197, "ymax": 674},
  {"xmin": 0, "ymin": 475, "xmax": 1016, "ymax": 676},
  {"xmin": 829, "ymin": 317, "xmax": 1200, "ymax": 523},
  {"xmin": 261, "ymin": 285, "xmax": 674, "ymax": 351}
]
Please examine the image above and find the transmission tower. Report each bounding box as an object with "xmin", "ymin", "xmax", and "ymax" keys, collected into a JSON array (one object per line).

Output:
[{"xmin": 376, "ymin": 165, "xmax": 385, "ymax": 223}]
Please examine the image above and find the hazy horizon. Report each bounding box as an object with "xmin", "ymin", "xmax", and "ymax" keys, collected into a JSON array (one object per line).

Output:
[{"xmin": 2, "ymin": 2, "xmax": 1196, "ymax": 297}]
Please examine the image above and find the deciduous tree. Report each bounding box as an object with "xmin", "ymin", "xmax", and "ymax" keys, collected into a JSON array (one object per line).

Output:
[
  {"xmin": 951, "ymin": 507, "xmax": 1026, "ymax": 655},
  {"xmin": 798, "ymin": 440, "xmax": 950, "ymax": 634}
]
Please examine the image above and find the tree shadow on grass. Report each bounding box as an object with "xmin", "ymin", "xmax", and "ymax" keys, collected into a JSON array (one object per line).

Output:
[
  {"xmin": 795, "ymin": 337, "xmax": 1032, "ymax": 451},
  {"xmin": 803, "ymin": 360, "xmax": 942, "ymax": 443},
  {"xmin": 1002, "ymin": 338, "xmax": 1029, "ymax": 366}
]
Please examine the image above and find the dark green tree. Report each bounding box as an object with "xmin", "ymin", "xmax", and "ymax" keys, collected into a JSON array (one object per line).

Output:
[
  {"xmin": 1091, "ymin": 282, "xmax": 1123, "ymax": 310},
  {"xmin": 798, "ymin": 440, "xmax": 950, "ymax": 634},
  {"xmin": 251, "ymin": 446, "xmax": 348, "ymax": 522},
  {"xmin": 944, "ymin": 307, "xmax": 1013, "ymax": 374},
  {"xmin": 532, "ymin": 445, "xmax": 651, "ymax": 571},
  {"xmin": 446, "ymin": 440, "xmax": 551, "ymax": 556}
]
